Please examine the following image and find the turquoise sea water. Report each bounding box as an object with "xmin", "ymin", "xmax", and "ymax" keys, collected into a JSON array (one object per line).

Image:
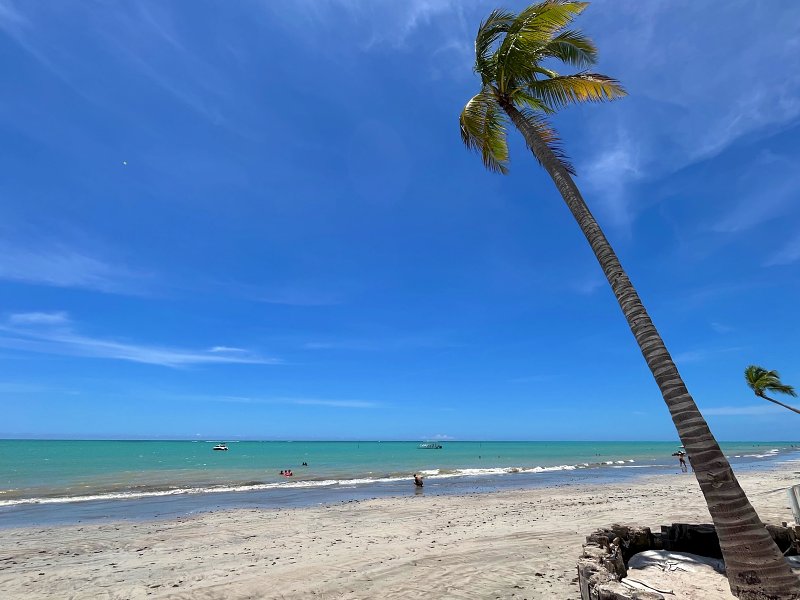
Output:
[{"xmin": 1, "ymin": 440, "xmax": 797, "ymax": 509}]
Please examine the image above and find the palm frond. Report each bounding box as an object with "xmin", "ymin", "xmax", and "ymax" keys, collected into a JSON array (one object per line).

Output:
[
  {"xmin": 461, "ymin": 2, "xmax": 623, "ymax": 177},
  {"xmin": 499, "ymin": 1, "xmax": 588, "ymax": 58},
  {"xmin": 496, "ymin": 2, "xmax": 589, "ymax": 90},
  {"xmin": 460, "ymin": 88, "xmax": 509, "ymax": 174},
  {"xmin": 510, "ymin": 90, "xmax": 553, "ymax": 114},
  {"xmin": 523, "ymin": 72, "xmax": 626, "ymax": 110},
  {"xmin": 744, "ymin": 365, "xmax": 797, "ymax": 397},
  {"xmin": 528, "ymin": 65, "xmax": 561, "ymax": 80},
  {"xmin": 767, "ymin": 383, "xmax": 798, "ymax": 397},
  {"xmin": 516, "ymin": 108, "xmax": 575, "ymax": 175},
  {"xmin": 475, "ymin": 9, "xmax": 515, "ymax": 81},
  {"xmin": 744, "ymin": 365, "xmax": 766, "ymax": 389},
  {"xmin": 542, "ymin": 29, "xmax": 597, "ymax": 67}
]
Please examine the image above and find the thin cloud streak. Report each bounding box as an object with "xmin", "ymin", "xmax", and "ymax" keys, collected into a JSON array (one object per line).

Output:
[
  {"xmin": 7, "ymin": 311, "xmax": 70, "ymax": 325},
  {"xmin": 0, "ymin": 241, "xmax": 150, "ymax": 295},
  {"xmin": 257, "ymin": 289, "xmax": 345, "ymax": 307},
  {"xmin": 710, "ymin": 322, "xmax": 734, "ymax": 334},
  {"xmin": 578, "ymin": 0, "xmax": 800, "ymax": 228},
  {"xmin": 212, "ymin": 280, "xmax": 347, "ymax": 307},
  {"xmin": 302, "ymin": 334, "xmax": 458, "ymax": 352},
  {"xmin": 209, "ymin": 395, "xmax": 379, "ymax": 409},
  {"xmin": 764, "ymin": 233, "xmax": 800, "ymax": 267},
  {"xmin": 0, "ymin": 315, "xmax": 277, "ymax": 368},
  {"xmin": 284, "ymin": 0, "xmax": 481, "ymax": 49},
  {"xmin": 582, "ymin": 131, "xmax": 641, "ymax": 230},
  {"xmin": 1, "ymin": 0, "xmax": 241, "ymax": 127},
  {"xmin": 673, "ymin": 346, "xmax": 743, "ymax": 365},
  {"xmin": 701, "ymin": 404, "xmax": 783, "ymax": 416},
  {"xmin": 569, "ymin": 272, "xmax": 606, "ymax": 296},
  {"xmin": 264, "ymin": 0, "xmax": 480, "ymax": 82},
  {"xmin": 711, "ymin": 159, "xmax": 800, "ymax": 234},
  {"xmin": 509, "ymin": 374, "xmax": 551, "ymax": 384}
]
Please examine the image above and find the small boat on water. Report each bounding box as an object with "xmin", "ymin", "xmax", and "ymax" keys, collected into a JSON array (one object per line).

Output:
[
  {"xmin": 213, "ymin": 443, "xmax": 228, "ymax": 451},
  {"xmin": 418, "ymin": 442, "xmax": 443, "ymax": 449}
]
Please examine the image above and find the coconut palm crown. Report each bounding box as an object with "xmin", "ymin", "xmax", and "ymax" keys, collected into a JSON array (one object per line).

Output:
[
  {"xmin": 745, "ymin": 365, "xmax": 800, "ymax": 415},
  {"xmin": 460, "ymin": 1, "xmax": 625, "ymax": 175}
]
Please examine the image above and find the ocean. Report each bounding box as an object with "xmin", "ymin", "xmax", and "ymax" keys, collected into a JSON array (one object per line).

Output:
[{"xmin": 1, "ymin": 440, "xmax": 797, "ymax": 527}]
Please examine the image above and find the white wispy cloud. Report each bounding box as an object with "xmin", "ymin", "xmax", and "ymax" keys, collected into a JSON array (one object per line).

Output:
[
  {"xmin": 710, "ymin": 322, "xmax": 734, "ymax": 334},
  {"xmin": 569, "ymin": 271, "xmax": 606, "ymax": 295},
  {"xmin": 700, "ymin": 404, "xmax": 783, "ymax": 416},
  {"xmin": 302, "ymin": 334, "xmax": 456, "ymax": 352},
  {"xmin": 257, "ymin": 289, "xmax": 345, "ymax": 307},
  {"xmin": 695, "ymin": 85, "xmax": 800, "ymax": 161},
  {"xmin": 764, "ymin": 233, "xmax": 800, "ymax": 267},
  {"xmin": 208, "ymin": 346, "xmax": 246, "ymax": 353},
  {"xmin": 292, "ymin": 398, "xmax": 378, "ymax": 409},
  {"xmin": 96, "ymin": 3, "xmax": 236, "ymax": 125},
  {"xmin": 0, "ymin": 0, "xmax": 24, "ymax": 26},
  {"xmin": 265, "ymin": 0, "xmax": 480, "ymax": 81},
  {"xmin": 582, "ymin": 131, "xmax": 642, "ymax": 230},
  {"xmin": 0, "ymin": 240, "xmax": 149, "ymax": 294},
  {"xmin": 0, "ymin": 0, "xmax": 247, "ymax": 130},
  {"xmin": 7, "ymin": 311, "xmax": 70, "ymax": 325},
  {"xmin": 672, "ymin": 346, "xmax": 742, "ymax": 364},
  {"xmin": 284, "ymin": 0, "xmax": 478, "ymax": 49},
  {"xmin": 215, "ymin": 280, "xmax": 347, "ymax": 307},
  {"xmin": 710, "ymin": 155, "xmax": 800, "ymax": 234},
  {"xmin": 578, "ymin": 0, "xmax": 800, "ymax": 227},
  {"xmin": 0, "ymin": 381, "xmax": 65, "ymax": 394},
  {"xmin": 0, "ymin": 313, "xmax": 277, "ymax": 368},
  {"xmin": 509, "ymin": 374, "xmax": 551, "ymax": 384},
  {"xmin": 210, "ymin": 395, "xmax": 378, "ymax": 409}
]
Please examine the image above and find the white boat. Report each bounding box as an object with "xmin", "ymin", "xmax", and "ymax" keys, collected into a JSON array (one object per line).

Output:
[
  {"xmin": 213, "ymin": 443, "xmax": 228, "ymax": 451},
  {"xmin": 418, "ymin": 442, "xmax": 443, "ymax": 449}
]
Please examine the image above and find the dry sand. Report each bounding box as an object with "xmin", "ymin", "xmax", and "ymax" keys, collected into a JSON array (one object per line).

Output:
[{"xmin": 1, "ymin": 465, "xmax": 798, "ymax": 599}]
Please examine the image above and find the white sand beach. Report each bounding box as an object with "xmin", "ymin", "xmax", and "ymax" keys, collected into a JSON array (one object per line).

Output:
[{"xmin": 2, "ymin": 465, "xmax": 798, "ymax": 599}]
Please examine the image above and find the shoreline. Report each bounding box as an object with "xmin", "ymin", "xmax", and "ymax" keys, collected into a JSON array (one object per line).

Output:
[
  {"xmin": 2, "ymin": 450, "xmax": 797, "ymax": 529},
  {"xmin": 1, "ymin": 459, "xmax": 798, "ymax": 599}
]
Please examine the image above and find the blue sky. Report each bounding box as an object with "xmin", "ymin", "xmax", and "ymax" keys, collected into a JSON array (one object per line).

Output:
[{"xmin": 1, "ymin": 0, "xmax": 799, "ymax": 441}]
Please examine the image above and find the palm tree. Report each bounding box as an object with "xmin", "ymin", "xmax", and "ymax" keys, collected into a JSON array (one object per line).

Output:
[
  {"xmin": 459, "ymin": 2, "xmax": 800, "ymax": 597},
  {"xmin": 745, "ymin": 365, "xmax": 800, "ymax": 415}
]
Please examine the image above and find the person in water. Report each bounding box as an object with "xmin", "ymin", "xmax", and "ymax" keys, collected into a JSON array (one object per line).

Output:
[{"xmin": 413, "ymin": 473, "xmax": 424, "ymax": 487}]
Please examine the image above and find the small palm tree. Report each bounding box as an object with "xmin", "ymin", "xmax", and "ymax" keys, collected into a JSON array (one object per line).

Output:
[
  {"xmin": 745, "ymin": 365, "xmax": 800, "ymax": 415},
  {"xmin": 459, "ymin": 2, "xmax": 800, "ymax": 597}
]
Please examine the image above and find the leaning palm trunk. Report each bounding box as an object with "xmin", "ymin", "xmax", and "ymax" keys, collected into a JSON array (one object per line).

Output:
[
  {"xmin": 757, "ymin": 392, "xmax": 800, "ymax": 416},
  {"xmin": 501, "ymin": 100, "xmax": 800, "ymax": 599}
]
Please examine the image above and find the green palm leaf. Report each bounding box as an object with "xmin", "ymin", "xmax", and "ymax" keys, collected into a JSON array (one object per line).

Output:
[
  {"xmin": 460, "ymin": 88, "xmax": 509, "ymax": 174},
  {"xmin": 523, "ymin": 73, "xmax": 626, "ymax": 110},
  {"xmin": 463, "ymin": 0, "xmax": 624, "ymax": 175},
  {"xmin": 499, "ymin": 1, "xmax": 588, "ymax": 60},
  {"xmin": 745, "ymin": 365, "xmax": 798, "ymax": 397},
  {"xmin": 497, "ymin": 2, "xmax": 588, "ymax": 92},
  {"xmin": 475, "ymin": 9, "xmax": 515, "ymax": 82},
  {"xmin": 542, "ymin": 29, "xmax": 597, "ymax": 67}
]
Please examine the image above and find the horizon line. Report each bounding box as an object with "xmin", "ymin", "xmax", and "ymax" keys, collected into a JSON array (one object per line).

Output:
[{"xmin": 1, "ymin": 437, "xmax": 796, "ymax": 444}]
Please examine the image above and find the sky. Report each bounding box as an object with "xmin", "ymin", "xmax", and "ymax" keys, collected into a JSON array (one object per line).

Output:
[{"xmin": 1, "ymin": 0, "xmax": 799, "ymax": 441}]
